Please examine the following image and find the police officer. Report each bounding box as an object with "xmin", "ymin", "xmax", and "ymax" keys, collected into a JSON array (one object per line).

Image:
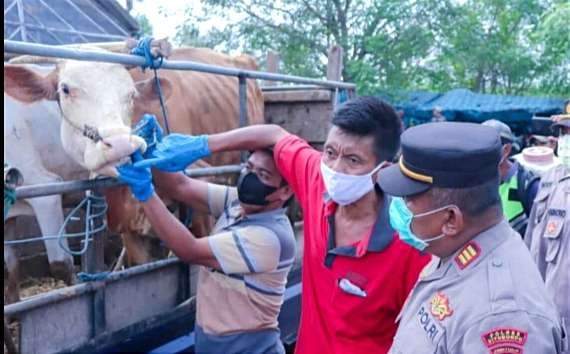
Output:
[
  {"xmin": 377, "ymin": 122, "xmax": 566, "ymax": 353},
  {"xmin": 525, "ymin": 113, "xmax": 570, "ymax": 353},
  {"xmin": 482, "ymin": 119, "xmax": 539, "ymax": 236}
]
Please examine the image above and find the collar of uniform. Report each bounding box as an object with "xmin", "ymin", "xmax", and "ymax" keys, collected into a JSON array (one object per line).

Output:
[
  {"xmin": 243, "ymin": 207, "xmax": 288, "ymax": 221},
  {"xmin": 420, "ymin": 220, "xmax": 512, "ymax": 281},
  {"xmin": 324, "ymin": 193, "xmax": 395, "ymax": 261},
  {"xmin": 226, "ymin": 202, "xmax": 287, "ymax": 225},
  {"xmin": 450, "ymin": 219, "xmax": 511, "ymax": 273}
]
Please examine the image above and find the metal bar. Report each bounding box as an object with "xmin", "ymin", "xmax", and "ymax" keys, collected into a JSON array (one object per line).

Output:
[
  {"xmin": 4, "ymin": 21, "xmax": 128, "ymax": 41},
  {"xmin": 7, "ymin": 27, "xmax": 21, "ymax": 41},
  {"xmin": 4, "ymin": 0, "xmax": 16, "ymax": 16},
  {"xmin": 92, "ymin": 287, "xmax": 106, "ymax": 337},
  {"xmin": 238, "ymin": 75, "xmax": 248, "ymax": 162},
  {"xmin": 88, "ymin": 0, "xmax": 131, "ymax": 36},
  {"xmin": 65, "ymin": 0, "xmax": 111, "ymax": 35},
  {"xmin": 16, "ymin": 0, "xmax": 27, "ymax": 42},
  {"xmin": 36, "ymin": 0, "xmax": 90, "ymax": 43},
  {"xmin": 4, "ymin": 258, "xmax": 181, "ymax": 317},
  {"xmin": 4, "ymin": 40, "xmax": 356, "ymax": 90},
  {"xmin": 15, "ymin": 165, "xmax": 242, "ymax": 200},
  {"xmin": 261, "ymin": 85, "xmax": 327, "ymax": 91}
]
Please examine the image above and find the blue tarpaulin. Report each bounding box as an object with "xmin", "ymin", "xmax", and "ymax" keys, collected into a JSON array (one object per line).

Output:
[{"xmin": 394, "ymin": 89, "xmax": 566, "ymax": 134}]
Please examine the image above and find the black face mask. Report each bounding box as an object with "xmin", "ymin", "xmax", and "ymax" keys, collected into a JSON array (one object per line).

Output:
[{"xmin": 237, "ymin": 171, "xmax": 278, "ymax": 206}]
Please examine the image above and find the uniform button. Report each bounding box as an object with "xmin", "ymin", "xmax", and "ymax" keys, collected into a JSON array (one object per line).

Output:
[{"xmin": 492, "ymin": 259, "xmax": 503, "ymax": 267}]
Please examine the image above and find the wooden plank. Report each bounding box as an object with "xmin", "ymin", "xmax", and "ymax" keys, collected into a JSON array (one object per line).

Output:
[
  {"xmin": 20, "ymin": 294, "xmax": 92, "ymax": 354},
  {"xmin": 104, "ymin": 265, "xmax": 179, "ymax": 333},
  {"xmin": 263, "ymin": 90, "xmax": 332, "ymax": 103},
  {"xmin": 326, "ymin": 45, "xmax": 343, "ymax": 81},
  {"xmin": 264, "ymin": 51, "xmax": 280, "ymax": 86},
  {"xmin": 265, "ymin": 101, "xmax": 333, "ymax": 143}
]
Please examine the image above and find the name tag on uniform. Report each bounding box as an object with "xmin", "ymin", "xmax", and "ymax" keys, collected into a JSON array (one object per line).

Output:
[
  {"xmin": 417, "ymin": 305, "xmax": 444, "ymax": 344},
  {"xmin": 338, "ymin": 278, "xmax": 367, "ymax": 298}
]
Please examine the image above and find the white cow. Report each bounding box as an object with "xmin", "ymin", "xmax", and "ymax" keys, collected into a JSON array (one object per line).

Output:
[{"xmin": 4, "ymin": 64, "xmax": 87, "ymax": 303}]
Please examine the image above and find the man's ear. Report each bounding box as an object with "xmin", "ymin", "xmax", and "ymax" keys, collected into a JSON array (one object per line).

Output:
[
  {"xmin": 442, "ymin": 206, "xmax": 463, "ymax": 237},
  {"xmin": 502, "ymin": 144, "xmax": 512, "ymax": 159}
]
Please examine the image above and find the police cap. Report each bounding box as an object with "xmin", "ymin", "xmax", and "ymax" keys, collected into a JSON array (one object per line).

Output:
[{"xmin": 378, "ymin": 122, "xmax": 502, "ymax": 197}]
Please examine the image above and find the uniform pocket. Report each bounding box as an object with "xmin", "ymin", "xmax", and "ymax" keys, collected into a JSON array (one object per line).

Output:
[{"xmin": 532, "ymin": 189, "xmax": 550, "ymax": 225}]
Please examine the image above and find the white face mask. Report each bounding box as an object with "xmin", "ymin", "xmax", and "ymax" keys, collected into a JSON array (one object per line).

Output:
[
  {"xmin": 558, "ymin": 134, "xmax": 570, "ymax": 169},
  {"xmin": 320, "ymin": 161, "xmax": 385, "ymax": 206}
]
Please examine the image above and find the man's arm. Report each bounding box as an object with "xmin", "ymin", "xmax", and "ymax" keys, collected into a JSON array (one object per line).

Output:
[
  {"xmin": 151, "ymin": 170, "xmax": 210, "ymax": 214},
  {"xmin": 142, "ymin": 194, "xmax": 221, "ymax": 269},
  {"xmin": 207, "ymin": 124, "xmax": 290, "ymax": 153}
]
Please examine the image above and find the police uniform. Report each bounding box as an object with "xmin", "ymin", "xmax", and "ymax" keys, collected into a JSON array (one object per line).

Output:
[
  {"xmin": 377, "ymin": 122, "xmax": 567, "ymax": 354},
  {"xmin": 482, "ymin": 119, "xmax": 539, "ymax": 236},
  {"xmin": 525, "ymin": 116, "xmax": 570, "ymax": 353}
]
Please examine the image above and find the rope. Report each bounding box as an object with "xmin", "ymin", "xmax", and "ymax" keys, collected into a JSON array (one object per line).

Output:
[
  {"xmin": 130, "ymin": 37, "xmax": 164, "ymax": 70},
  {"xmin": 130, "ymin": 36, "xmax": 171, "ymax": 134},
  {"xmin": 4, "ymin": 192, "xmax": 108, "ymax": 251},
  {"xmin": 57, "ymin": 193, "xmax": 107, "ymax": 256},
  {"xmin": 4, "ymin": 187, "xmax": 16, "ymax": 220},
  {"xmin": 76, "ymin": 271, "xmax": 110, "ymax": 282}
]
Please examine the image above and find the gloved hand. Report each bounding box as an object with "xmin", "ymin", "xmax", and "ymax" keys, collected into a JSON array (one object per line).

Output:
[
  {"xmin": 133, "ymin": 133, "xmax": 211, "ymax": 172},
  {"xmin": 117, "ymin": 163, "xmax": 154, "ymax": 202},
  {"xmin": 132, "ymin": 114, "xmax": 164, "ymax": 159}
]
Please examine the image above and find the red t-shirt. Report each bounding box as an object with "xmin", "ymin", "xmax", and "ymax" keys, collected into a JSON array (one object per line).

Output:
[{"xmin": 274, "ymin": 135, "xmax": 431, "ymax": 354}]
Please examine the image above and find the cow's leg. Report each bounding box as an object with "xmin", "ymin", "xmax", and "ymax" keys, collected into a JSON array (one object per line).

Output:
[
  {"xmin": 28, "ymin": 195, "xmax": 74, "ymax": 285},
  {"xmin": 4, "ymin": 218, "xmax": 21, "ymax": 304},
  {"xmin": 121, "ymin": 232, "xmax": 152, "ymax": 266}
]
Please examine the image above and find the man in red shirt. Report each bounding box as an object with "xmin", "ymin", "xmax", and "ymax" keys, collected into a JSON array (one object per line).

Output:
[{"xmin": 136, "ymin": 96, "xmax": 431, "ymax": 353}]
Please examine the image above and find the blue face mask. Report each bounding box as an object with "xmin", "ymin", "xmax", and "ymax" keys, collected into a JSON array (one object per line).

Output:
[{"xmin": 389, "ymin": 197, "xmax": 452, "ymax": 252}]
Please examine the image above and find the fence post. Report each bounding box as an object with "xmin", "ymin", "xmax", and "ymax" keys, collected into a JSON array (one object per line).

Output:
[
  {"xmin": 326, "ymin": 45, "xmax": 343, "ymax": 81},
  {"xmin": 238, "ymin": 74, "xmax": 248, "ymax": 162},
  {"xmin": 265, "ymin": 51, "xmax": 280, "ymax": 86},
  {"xmin": 80, "ymin": 189, "xmax": 106, "ymax": 338}
]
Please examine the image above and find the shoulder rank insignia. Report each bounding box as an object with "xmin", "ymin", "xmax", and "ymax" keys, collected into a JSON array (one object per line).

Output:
[
  {"xmin": 481, "ymin": 327, "xmax": 527, "ymax": 353},
  {"xmin": 430, "ymin": 292, "xmax": 453, "ymax": 321},
  {"xmin": 455, "ymin": 242, "xmax": 480, "ymax": 270}
]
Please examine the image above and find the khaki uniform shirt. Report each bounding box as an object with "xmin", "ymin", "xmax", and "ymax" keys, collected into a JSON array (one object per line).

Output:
[
  {"xmin": 525, "ymin": 164, "xmax": 570, "ymax": 353},
  {"xmin": 389, "ymin": 220, "xmax": 566, "ymax": 354}
]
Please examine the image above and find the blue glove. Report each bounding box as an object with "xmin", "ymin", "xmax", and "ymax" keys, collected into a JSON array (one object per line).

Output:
[
  {"xmin": 133, "ymin": 133, "xmax": 211, "ymax": 172},
  {"xmin": 132, "ymin": 114, "xmax": 164, "ymax": 159},
  {"xmin": 117, "ymin": 163, "xmax": 154, "ymax": 202}
]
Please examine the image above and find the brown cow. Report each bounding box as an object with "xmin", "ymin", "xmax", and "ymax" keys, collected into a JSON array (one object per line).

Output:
[{"xmin": 4, "ymin": 43, "xmax": 264, "ymax": 268}]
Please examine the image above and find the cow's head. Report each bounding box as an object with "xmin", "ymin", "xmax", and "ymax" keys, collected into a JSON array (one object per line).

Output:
[{"xmin": 4, "ymin": 55, "xmax": 172, "ymax": 177}]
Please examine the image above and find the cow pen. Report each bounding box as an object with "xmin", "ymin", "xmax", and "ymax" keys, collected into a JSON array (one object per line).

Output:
[{"xmin": 4, "ymin": 39, "xmax": 356, "ymax": 354}]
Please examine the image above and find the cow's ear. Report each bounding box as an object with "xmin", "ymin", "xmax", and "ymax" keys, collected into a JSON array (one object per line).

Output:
[
  {"xmin": 4, "ymin": 64, "xmax": 59, "ymax": 103},
  {"xmin": 134, "ymin": 77, "xmax": 173, "ymax": 105}
]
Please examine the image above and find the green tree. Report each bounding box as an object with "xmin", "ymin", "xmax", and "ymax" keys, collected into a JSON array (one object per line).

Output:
[
  {"xmin": 174, "ymin": 0, "xmax": 566, "ymax": 97},
  {"xmin": 532, "ymin": 2, "xmax": 570, "ymax": 96},
  {"xmin": 135, "ymin": 14, "xmax": 153, "ymax": 36}
]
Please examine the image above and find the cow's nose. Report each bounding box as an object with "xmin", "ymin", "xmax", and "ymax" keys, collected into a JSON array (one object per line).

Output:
[{"xmin": 98, "ymin": 125, "xmax": 132, "ymax": 139}]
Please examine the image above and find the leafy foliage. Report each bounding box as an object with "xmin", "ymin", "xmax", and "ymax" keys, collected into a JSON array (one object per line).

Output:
[{"xmin": 170, "ymin": 0, "xmax": 568, "ymax": 97}]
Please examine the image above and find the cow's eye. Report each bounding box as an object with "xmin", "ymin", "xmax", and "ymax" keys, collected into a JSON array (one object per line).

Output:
[{"xmin": 61, "ymin": 84, "xmax": 70, "ymax": 96}]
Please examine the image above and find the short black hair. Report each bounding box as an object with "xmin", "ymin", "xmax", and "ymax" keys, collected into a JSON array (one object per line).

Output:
[
  {"xmin": 331, "ymin": 96, "xmax": 401, "ymax": 163},
  {"xmin": 249, "ymin": 148, "xmax": 288, "ymax": 187},
  {"xmin": 428, "ymin": 178, "xmax": 501, "ymax": 218}
]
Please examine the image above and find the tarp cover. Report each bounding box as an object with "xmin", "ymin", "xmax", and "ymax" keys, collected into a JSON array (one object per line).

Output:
[{"xmin": 395, "ymin": 89, "xmax": 566, "ymax": 133}]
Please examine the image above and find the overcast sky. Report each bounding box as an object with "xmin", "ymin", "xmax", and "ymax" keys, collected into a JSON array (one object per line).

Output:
[{"xmin": 120, "ymin": 0, "xmax": 225, "ymax": 40}]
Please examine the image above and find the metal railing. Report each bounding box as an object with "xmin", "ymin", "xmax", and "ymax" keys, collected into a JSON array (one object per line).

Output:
[{"xmin": 4, "ymin": 39, "xmax": 356, "ymax": 199}]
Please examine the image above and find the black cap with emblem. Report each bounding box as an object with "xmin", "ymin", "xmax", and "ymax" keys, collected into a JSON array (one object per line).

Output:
[{"xmin": 378, "ymin": 122, "xmax": 502, "ymax": 197}]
